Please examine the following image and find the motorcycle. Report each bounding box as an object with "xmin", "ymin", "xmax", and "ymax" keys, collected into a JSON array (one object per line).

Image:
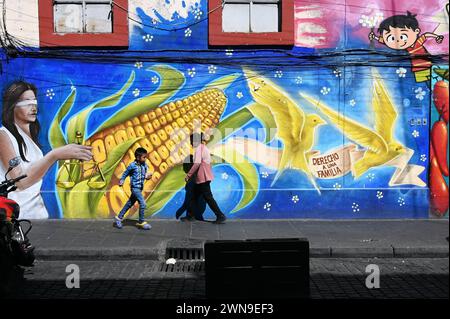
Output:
[{"xmin": 0, "ymin": 157, "xmax": 35, "ymax": 295}]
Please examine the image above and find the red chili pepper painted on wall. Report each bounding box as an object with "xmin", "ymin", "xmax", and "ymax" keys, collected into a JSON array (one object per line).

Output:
[
  {"xmin": 433, "ymin": 80, "xmax": 449, "ymax": 124},
  {"xmin": 429, "ymin": 142, "xmax": 449, "ymax": 216},
  {"xmin": 431, "ymin": 120, "xmax": 449, "ymax": 177}
]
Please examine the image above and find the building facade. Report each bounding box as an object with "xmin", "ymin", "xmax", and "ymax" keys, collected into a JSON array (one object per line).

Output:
[{"xmin": 0, "ymin": 0, "xmax": 448, "ymax": 219}]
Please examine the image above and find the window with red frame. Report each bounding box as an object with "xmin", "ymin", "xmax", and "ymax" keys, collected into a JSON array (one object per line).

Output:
[
  {"xmin": 39, "ymin": 0, "xmax": 128, "ymax": 47},
  {"xmin": 209, "ymin": 0, "xmax": 294, "ymax": 46}
]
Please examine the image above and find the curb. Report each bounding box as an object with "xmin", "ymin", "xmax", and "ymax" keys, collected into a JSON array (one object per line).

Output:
[{"xmin": 35, "ymin": 247, "xmax": 162, "ymax": 261}]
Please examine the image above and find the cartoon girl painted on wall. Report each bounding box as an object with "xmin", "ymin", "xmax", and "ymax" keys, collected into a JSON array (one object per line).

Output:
[{"xmin": 0, "ymin": 81, "xmax": 93, "ymax": 219}]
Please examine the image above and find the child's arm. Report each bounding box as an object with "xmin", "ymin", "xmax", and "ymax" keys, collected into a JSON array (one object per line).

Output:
[
  {"xmin": 119, "ymin": 164, "xmax": 133, "ymax": 186},
  {"xmin": 368, "ymin": 31, "xmax": 382, "ymax": 43},
  {"xmin": 145, "ymin": 164, "xmax": 153, "ymax": 180},
  {"xmin": 422, "ymin": 32, "xmax": 444, "ymax": 43}
]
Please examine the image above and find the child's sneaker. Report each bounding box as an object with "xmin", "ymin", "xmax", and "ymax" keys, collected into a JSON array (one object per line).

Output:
[
  {"xmin": 136, "ymin": 221, "xmax": 152, "ymax": 230},
  {"xmin": 113, "ymin": 216, "xmax": 123, "ymax": 229}
]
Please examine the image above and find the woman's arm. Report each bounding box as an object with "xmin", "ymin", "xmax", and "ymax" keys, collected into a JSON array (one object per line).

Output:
[
  {"xmin": 186, "ymin": 146, "xmax": 202, "ymax": 180},
  {"xmin": 0, "ymin": 131, "xmax": 92, "ymax": 190}
]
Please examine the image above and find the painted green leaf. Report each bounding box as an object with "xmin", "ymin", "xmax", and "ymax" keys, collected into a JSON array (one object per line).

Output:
[
  {"xmin": 210, "ymin": 143, "xmax": 259, "ymax": 213},
  {"xmin": 208, "ymin": 107, "xmax": 254, "ymax": 147},
  {"xmin": 66, "ymin": 71, "xmax": 135, "ymax": 144},
  {"xmin": 49, "ymin": 89, "xmax": 76, "ymax": 149},
  {"xmin": 204, "ymin": 73, "xmax": 240, "ymax": 91},
  {"xmin": 144, "ymin": 165, "xmax": 186, "ymax": 216},
  {"xmin": 95, "ymin": 65, "xmax": 185, "ymax": 133},
  {"xmin": 247, "ymin": 102, "xmax": 277, "ymax": 143}
]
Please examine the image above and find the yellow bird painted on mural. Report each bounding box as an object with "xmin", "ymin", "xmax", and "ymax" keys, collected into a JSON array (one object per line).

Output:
[
  {"xmin": 300, "ymin": 73, "xmax": 406, "ymax": 178},
  {"xmin": 244, "ymin": 69, "xmax": 326, "ymax": 189}
]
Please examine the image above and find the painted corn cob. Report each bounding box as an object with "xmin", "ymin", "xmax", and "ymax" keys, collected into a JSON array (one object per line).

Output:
[{"xmin": 84, "ymin": 88, "xmax": 227, "ymax": 216}]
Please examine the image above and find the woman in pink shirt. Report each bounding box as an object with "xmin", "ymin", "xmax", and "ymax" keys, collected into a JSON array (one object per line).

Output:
[{"xmin": 184, "ymin": 133, "xmax": 227, "ymax": 224}]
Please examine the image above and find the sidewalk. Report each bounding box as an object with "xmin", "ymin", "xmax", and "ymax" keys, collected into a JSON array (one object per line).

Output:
[{"xmin": 28, "ymin": 219, "xmax": 449, "ymax": 260}]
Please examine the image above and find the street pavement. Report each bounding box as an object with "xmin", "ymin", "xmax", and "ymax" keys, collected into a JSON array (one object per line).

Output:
[
  {"xmin": 29, "ymin": 219, "xmax": 449, "ymax": 259},
  {"xmin": 6, "ymin": 258, "xmax": 448, "ymax": 299}
]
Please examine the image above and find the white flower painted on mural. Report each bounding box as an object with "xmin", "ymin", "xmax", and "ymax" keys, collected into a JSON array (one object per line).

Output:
[
  {"xmin": 396, "ymin": 67, "xmax": 407, "ymax": 78},
  {"xmin": 295, "ymin": 76, "xmax": 303, "ymax": 84},
  {"xmin": 367, "ymin": 173, "xmax": 375, "ymax": 182},
  {"xmin": 143, "ymin": 34, "xmax": 154, "ymax": 42},
  {"xmin": 291, "ymin": 195, "xmax": 300, "ymax": 204},
  {"xmin": 412, "ymin": 130, "xmax": 420, "ymax": 138},
  {"xmin": 333, "ymin": 69, "xmax": 342, "ymax": 77},
  {"xmin": 133, "ymin": 88, "xmax": 140, "ymax": 97},
  {"xmin": 376, "ymin": 191, "xmax": 383, "ymax": 199},
  {"xmin": 221, "ymin": 172, "xmax": 229, "ymax": 180},
  {"xmin": 263, "ymin": 202, "xmax": 272, "ymax": 211},
  {"xmin": 134, "ymin": 61, "xmax": 143, "ymax": 69},
  {"xmin": 420, "ymin": 154, "xmax": 427, "ymax": 162},
  {"xmin": 236, "ymin": 92, "xmax": 244, "ymax": 99},
  {"xmin": 415, "ymin": 87, "xmax": 426, "ymax": 100},
  {"xmin": 349, "ymin": 99, "xmax": 356, "ymax": 107},
  {"xmin": 261, "ymin": 171, "xmax": 269, "ymax": 179},
  {"xmin": 274, "ymin": 70, "xmax": 283, "ymax": 78},
  {"xmin": 398, "ymin": 197, "xmax": 405, "ymax": 207},
  {"xmin": 352, "ymin": 202, "xmax": 360, "ymax": 213},
  {"xmin": 46, "ymin": 89, "xmax": 55, "ymax": 100},
  {"xmin": 187, "ymin": 67, "xmax": 196, "ymax": 77},
  {"xmin": 359, "ymin": 12, "xmax": 384, "ymax": 28},
  {"xmin": 184, "ymin": 28, "xmax": 192, "ymax": 37},
  {"xmin": 151, "ymin": 76, "xmax": 159, "ymax": 84},
  {"xmin": 193, "ymin": 8, "xmax": 203, "ymax": 20},
  {"xmin": 320, "ymin": 87, "xmax": 331, "ymax": 95},
  {"xmin": 333, "ymin": 183, "xmax": 342, "ymax": 190},
  {"xmin": 208, "ymin": 65, "xmax": 217, "ymax": 74},
  {"xmin": 225, "ymin": 49, "xmax": 234, "ymax": 56}
]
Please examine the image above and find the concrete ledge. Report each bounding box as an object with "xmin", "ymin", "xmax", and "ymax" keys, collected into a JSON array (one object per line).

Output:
[
  {"xmin": 331, "ymin": 247, "xmax": 395, "ymax": 258},
  {"xmin": 35, "ymin": 247, "xmax": 160, "ymax": 261},
  {"xmin": 393, "ymin": 246, "xmax": 449, "ymax": 258}
]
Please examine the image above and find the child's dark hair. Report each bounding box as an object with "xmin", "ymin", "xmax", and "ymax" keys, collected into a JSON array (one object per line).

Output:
[
  {"xmin": 135, "ymin": 147, "xmax": 147, "ymax": 158},
  {"xmin": 378, "ymin": 11, "xmax": 419, "ymax": 34}
]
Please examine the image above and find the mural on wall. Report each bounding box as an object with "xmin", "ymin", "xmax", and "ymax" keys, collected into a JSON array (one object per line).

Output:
[
  {"xmin": 0, "ymin": 0, "xmax": 448, "ymax": 219},
  {"xmin": 430, "ymin": 66, "xmax": 449, "ymax": 217}
]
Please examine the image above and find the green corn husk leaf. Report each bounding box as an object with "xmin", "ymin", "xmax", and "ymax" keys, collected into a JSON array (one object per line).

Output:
[
  {"xmin": 60, "ymin": 138, "xmax": 142, "ymax": 218},
  {"xmin": 67, "ymin": 71, "xmax": 135, "ymax": 144},
  {"xmin": 208, "ymin": 107, "xmax": 254, "ymax": 147},
  {"xmin": 247, "ymin": 102, "xmax": 277, "ymax": 143},
  {"xmin": 144, "ymin": 165, "xmax": 186, "ymax": 216},
  {"xmin": 94, "ymin": 65, "xmax": 185, "ymax": 133},
  {"xmin": 210, "ymin": 143, "xmax": 259, "ymax": 213},
  {"xmin": 204, "ymin": 73, "xmax": 240, "ymax": 91},
  {"xmin": 49, "ymin": 88, "xmax": 76, "ymax": 149}
]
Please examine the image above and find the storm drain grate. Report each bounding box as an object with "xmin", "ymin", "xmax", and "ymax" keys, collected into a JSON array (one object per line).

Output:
[
  {"xmin": 159, "ymin": 261, "xmax": 205, "ymax": 273},
  {"xmin": 166, "ymin": 247, "xmax": 204, "ymax": 260}
]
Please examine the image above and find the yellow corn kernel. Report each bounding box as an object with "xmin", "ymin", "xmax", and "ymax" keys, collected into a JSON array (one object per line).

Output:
[
  {"xmin": 144, "ymin": 159, "xmax": 154, "ymax": 173},
  {"xmin": 172, "ymin": 110, "xmax": 180, "ymax": 119},
  {"xmin": 159, "ymin": 116, "xmax": 167, "ymax": 126},
  {"xmin": 156, "ymin": 146, "xmax": 169, "ymax": 162},
  {"xmin": 157, "ymin": 129, "xmax": 168, "ymax": 142},
  {"xmin": 159, "ymin": 162, "xmax": 169, "ymax": 174},
  {"xmin": 155, "ymin": 108, "xmax": 163, "ymax": 117},
  {"xmin": 132, "ymin": 117, "xmax": 140, "ymax": 126},
  {"xmin": 126, "ymin": 127, "xmax": 137, "ymax": 139},
  {"xmin": 185, "ymin": 104, "xmax": 191, "ymax": 112},
  {"xmin": 165, "ymin": 113, "xmax": 173, "ymax": 123},
  {"xmin": 175, "ymin": 101, "xmax": 182, "ymax": 109},
  {"xmin": 149, "ymin": 150, "xmax": 162, "ymax": 167},
  {"xmin": 164, "ymin": 125, "xmax": 174, "ymax": 137},
  {"xmin": 197, "ymin": 114, "xmax": 204, "ymax": 121},
  {"xmin": 176, "ymin": 117, "xmax": 186, "ymax": 127},
  {"xmin": 149, "ymin": 133, "xmax": 162, "ymax": 147},
  {"xmin": 171, "ymin": 121, "xmax": 179, "ymax": 130},
  {"xmin": 139, "ymin": 113, "xmax": 150, "ymax": 123},
  {"xmin": 152, "ymin": 119, "xmax": 161, "ymax": 130},
  {"xmin": 169, "ymin": 102, "xmax": 178, "ymax": 111},
  {"xmin": 97, "ymin": 195, "xmax": 111, "ymax": 218},
  {"xmin": 151, "ymin": 171, "xmax": 161, "ymax": 183},
  {"xmin": 114, "ymin": 129, "xmax": 128, "ymax": 145},
  {"xmin": 143, "ymin": 122, "xmax": 154, "ymax": 134},
  {"xmin": 140, "ymin": 138, "xmax": 154, "ymax": 153},
  {"xmin": 109, "ymin": 185, "xmax": 130, "ymax": 216},
  {"xmin": 183, "ymin": 115, "xmax": 190, "ymax": 123},
  {"xmin": 148, "ymin": 111, "xmax": 157, "ymax": 120},
  {"xmin": 114, "ymin": 162, "xmax": 127, "ymax": 179},
  {"xmin": 162, "ymin": 105, "xmax": 170, "ymax": 114},
  {"xmin": 187, "ymin": 122, "xmax": 194, "ymax": 131},
  {"xmin": 135, "ymin": 126, "xmax": 146, "ymax": 137},
  {"xmin": 182, "ymin": 99, "xmax": 189, "ymax": 106},
  {"xmin": 105, "ymin": 135, "xmax": 117, "ymax": 153},
  {"xmin": 165, "ymin": 139, "xmax": 176, "ymax": 152},
  {"xmin": 179, "ymin": 107, "xmax": 187, "ymax": 115}
]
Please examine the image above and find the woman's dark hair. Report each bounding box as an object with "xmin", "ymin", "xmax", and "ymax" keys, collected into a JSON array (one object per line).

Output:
[
  {"xmin": 190, "ymin": 132, "xmax": 205, "ymax": 146},
  {"xmin": 378, "ymin": 11, "xmax": 419, "ymax": 34},
  {"xmin": 2, "ymin": 81, "xmax": 41, "ymax": 162}
]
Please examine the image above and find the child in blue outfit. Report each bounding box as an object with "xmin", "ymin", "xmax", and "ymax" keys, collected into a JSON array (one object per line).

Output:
[{"xmin": 114, "ymin": 147, "xmax": 152, "ymax": 230}]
